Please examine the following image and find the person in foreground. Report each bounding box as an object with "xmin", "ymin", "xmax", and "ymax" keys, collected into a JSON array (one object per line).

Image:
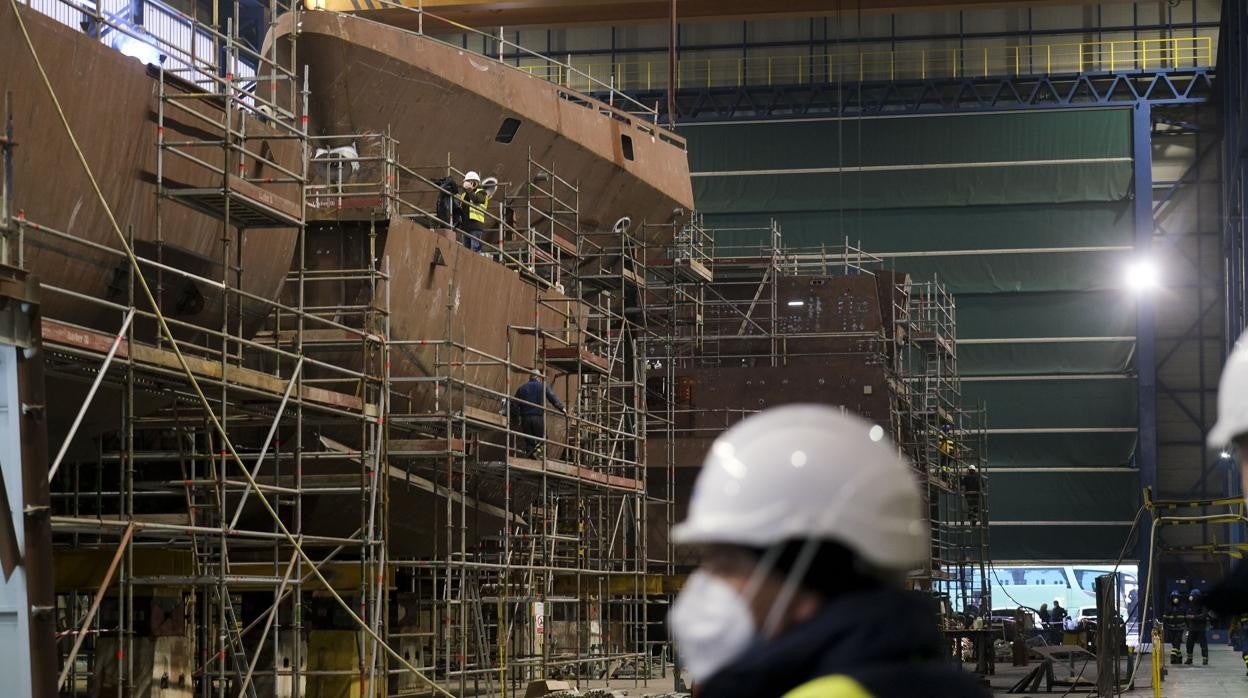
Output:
[
  {"xmin": 668, "ymin": 404, "xmax": 989, "ymax": 698},
  {"xmin": 1206, "ymin": 331, "xmax": 1248, "ymax": 629}
]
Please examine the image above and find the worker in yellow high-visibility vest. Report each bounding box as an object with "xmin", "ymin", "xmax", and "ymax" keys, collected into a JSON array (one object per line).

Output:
[{"xmin": 457, "ymin": 170, "xmax": 490, "ymax": 252}]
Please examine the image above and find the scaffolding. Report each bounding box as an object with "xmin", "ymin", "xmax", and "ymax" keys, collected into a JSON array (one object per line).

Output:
[
  {"xmin": 373, "ymin": 163, "xmax": 662, "ymax": 696},
  {"xmin": 12, "ymin": 0, "xmax": 992, "ymax": 689},
  {"xmin": 7, "ymin": 0, "xmax": 682, "ymax": 691},
  {"xmin": 896, "ymin": 279, "xmax": 991, "ymax": 614},
  {"xmin": 4, "ymin": 0, "xmax": 392, "ymax": 695},
  {"xmin": 267, "ymin": 131, "xmax": 675, "ymax": 694},
  {"xmin": 643, "ymin": 222, "xmax": 991, "ymax": 619}
]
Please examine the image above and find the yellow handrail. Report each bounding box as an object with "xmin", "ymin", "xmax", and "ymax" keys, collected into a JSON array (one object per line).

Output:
[{"xmin": 516, "ymin": 35, "xmax": 1213, "ymax": 93}]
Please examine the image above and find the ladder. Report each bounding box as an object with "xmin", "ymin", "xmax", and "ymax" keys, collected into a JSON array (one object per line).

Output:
[
  {"xmin": 186, "ymin": 430, "xmax": 257, "ymax": 698},
  {"xmin": 462, "ymin": 572, "xmax": 497, "ymax": 696}
]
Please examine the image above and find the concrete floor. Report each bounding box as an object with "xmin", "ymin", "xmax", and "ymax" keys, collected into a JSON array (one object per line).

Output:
[
  {"xmin": 1123, "ymin": 645, "xmax": 1248, "ymax": 697},
  {"xmin": 482, "ymin": 647, "xmax": 1248, "ymax": 697},
  {"xmin": 989, "ymin": 645, "xmax": 1248, "ymax": 697}
]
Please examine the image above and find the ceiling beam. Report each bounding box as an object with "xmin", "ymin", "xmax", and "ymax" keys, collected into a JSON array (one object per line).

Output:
[{"xmin": 334, "ymin": 0, "xmax": 1117, "ymax": 31}]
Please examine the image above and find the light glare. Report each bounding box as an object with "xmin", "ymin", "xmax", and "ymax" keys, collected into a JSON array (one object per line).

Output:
[
  {"xmin": 112, "ymin": 34, "xmax": 162, "ymax": 66},
  {"xmin": 1124, "ymin": 258, "xmax": 1160, "ymax": 293}
]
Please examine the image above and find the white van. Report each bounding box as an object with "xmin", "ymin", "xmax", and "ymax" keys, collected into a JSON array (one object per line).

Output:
[{"xmin": 981, "ymin": 564, "xmax": 1138, "ymax": 616}]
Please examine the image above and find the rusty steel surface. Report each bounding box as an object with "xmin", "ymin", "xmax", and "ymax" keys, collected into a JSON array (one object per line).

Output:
[
  {"xmin": 672, "ymin": 361, "xmax": 893, "ymax": 431},
  {"xmin": 272, "ymin": 11, "xmax": 693, "ymax": 237},
  {"xmin": 288, "ymin": 216, "xmax": 605, "ymax": 555},
  {"xmin": 307, "ymin": 216, "xmax": 582, "ymax": 418},
  {"xmin": 1, "ymin": 2, "xmax": 299, "ymax": 339},
  {"xmin": 653, "ymin": 272, "xmax": 903, "ymax": 472}
]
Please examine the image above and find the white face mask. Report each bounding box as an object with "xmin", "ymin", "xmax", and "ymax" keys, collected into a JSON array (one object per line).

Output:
[
  {"xmin": 668, "ymin": 570, "xmax": 755, "ymax": 683},
  {"xmin": 669, "ymin": 541, "xmax": 820, "ymax": 684}
]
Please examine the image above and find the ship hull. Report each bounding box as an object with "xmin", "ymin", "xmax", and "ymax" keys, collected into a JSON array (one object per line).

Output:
[
  {"xmin": 2, "ymin": 2, "xmax": 302, "ymax": 451},
  {"xmin": 273, "ymin": 11, "xmax": 693, "ymax": 236},
  {"xmin": 1, "ymin": 1, "xmax": 300, "ymax": 339}
]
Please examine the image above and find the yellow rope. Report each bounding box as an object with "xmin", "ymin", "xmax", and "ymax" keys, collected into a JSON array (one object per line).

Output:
[{"xmin": 7, "ymin": 2, "xmax": 453, "ymax": 694}]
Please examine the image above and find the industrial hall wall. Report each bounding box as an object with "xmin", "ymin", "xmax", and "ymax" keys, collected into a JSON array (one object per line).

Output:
[{"xmin": 682, "ymin": 109, "xmax": 1139, "ymax": 561}]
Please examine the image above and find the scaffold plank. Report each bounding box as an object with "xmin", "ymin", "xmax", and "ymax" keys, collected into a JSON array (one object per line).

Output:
[
  {"xmin": 462, "ymin": 405, "xmax": 507, "ymax": 428},
  {"xmin": 42, "ymin": 319, "xmax": 363, "ymax": 411},
  {"xmin": 674, "ymin": 257, "xmax": 714, "ymax": 282},
  {"xmin": 164, "ymin": 175, "xmax": 302, "ymax": 228},
  {"xmin": 540, "ymin": 346, "xmax": 610, "ymax": 374},
  {"xmin": 502, "ymin": 455, "xmax": 643, "ymax": 492},
  {"xmin": 551, "ymin": 573, "xmax": 685, "ymax": 596},
  {"xmin": 389, "ymin": 438, "xmax": 467, "ymax": 456}
]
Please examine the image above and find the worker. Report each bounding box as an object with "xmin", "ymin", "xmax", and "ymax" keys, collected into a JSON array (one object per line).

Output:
[
  {"xmin": 511, "ymin": 370, "xmax": 565, "ymax": 458},
  {"xmin": 1207, "ymin": 331, "xmax": 1248, "ymax": 624},
  {"xmin": 198, "ymin": 0, "xmax": 265, "ymax": 69},
  {"xmin": 434, "ymin": 176, "xmax": 459, "ymax": 228},
  {"xmin": 1233, "ymin": 612, "xmax": 1248, "ymax": 675},
  {"xmin": 1185, "ymin": 588, "xmax": 1210, "ymax": 665},
  {"xmin": 1048, "ymin": 599, "xmax": 1068, "ymax": 645},
  {"xmin": 962, "ymin": 464, "xmax": 983, "ymax": 525},
  {"xmin": 1162, "ymin": 590, "xmax": 1186, "ymax": 665},
  {"xmin": 1036, "ymin": 603, "xmax": 1052, "ymax": 642},
  {"xmin": 937, "ymin": 424, "xmax": 955, "ymax": 477},
  {"xmin": 667, "ymin": 405, "xmax": 987, "ymax": 697},
  {"xmin": 1051, "ymin": 599, "xmax": 1068, "ymax": 625},
  {"xmin": 457, "ymin": 170, "xmax": 490, "ymax": 252}
]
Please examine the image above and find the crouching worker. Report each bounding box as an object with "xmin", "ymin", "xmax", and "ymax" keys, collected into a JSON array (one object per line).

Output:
[{"xmin": 668, "ymin": 405, "xmax": 988, "ymax": 698}]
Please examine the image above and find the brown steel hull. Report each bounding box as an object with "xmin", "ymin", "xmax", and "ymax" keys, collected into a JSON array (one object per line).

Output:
[
  {"xmin": 304, "ymin": 216, "xmax": 579, "ymax": 419},
  {"xmin": 1, "ymin": 2, "xmax": 299, "ymax": 339},
  {"xmin": 273, "ymin": 10, "xmax": 693, "ymax": 235},
  {"xmin": 275, "ymin": 217, "xmax": 587, "ymax": 555},
  {"xmin": 3, "ymin": 3, "xmax": 303, "ymax": 452}
]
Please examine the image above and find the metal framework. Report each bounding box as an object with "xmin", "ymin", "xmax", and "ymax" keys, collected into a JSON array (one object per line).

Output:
[
  {"xmin": 19, "ymin": 0, "xmax": 1229, "ymax": 688},
  {"xmin": 368, "ymin": 150, "xmax": 666, "ymax": 694},
  {"xmin": 617, "ymin": 69, "xmax": 1214, "ymax": 122},
  {"xmin": 10, "ymin": 1, "xmax": 395, "ymax": 695},
  {"xmin": 1223, "ymin": 0, "xmax": 1248, "ymax": 349},
  {"xmin": 643, "ymin": 223, "xmax": 991, "ymax": 618}
]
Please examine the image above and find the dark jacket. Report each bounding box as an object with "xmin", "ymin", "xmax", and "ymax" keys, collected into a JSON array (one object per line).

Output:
[
  {"xmin": 1163, "ymin": 596, "xmax": 1187, "ymax": 629},
  {"xmin": 513, "ymin": 378, "xmax": 564, "ymax": 417},
  {"xmin": 698, "ymin": 589, "xmax": 988, "ymax": 698},
  {"xmin": 435, "ymin": 177, "xmax": 459, "ymax": 227},
  {"xmin": 1185, "ymin": 597, "xmax": 1211, "ymax": 629}
]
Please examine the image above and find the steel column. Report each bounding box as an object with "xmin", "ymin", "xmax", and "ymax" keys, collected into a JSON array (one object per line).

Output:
[
  {"xmin": 1133, "ymin": 101, "xmax": 1158, "ymax": 625},
  {"xmin": 1220, "ymin": 0, "xmax": 1248, "ymax": 547}
]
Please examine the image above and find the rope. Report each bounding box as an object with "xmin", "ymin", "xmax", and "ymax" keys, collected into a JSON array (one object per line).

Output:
[{"xmin": 7, "ymin": 2, "xmax": 453, "ymax": 694}]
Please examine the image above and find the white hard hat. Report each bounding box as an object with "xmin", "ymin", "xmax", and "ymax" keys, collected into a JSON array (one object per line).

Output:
[
  {"xmin": 1209, "ymin": 330, "xmax": 1248, "ymax": 448},
  {"xmin": 672, "ymin": 404, "xmax": 927, "ymax": 571},
  {"xmin": 463, "ymin": 170, "xmax": 480, "ymax": 183}
]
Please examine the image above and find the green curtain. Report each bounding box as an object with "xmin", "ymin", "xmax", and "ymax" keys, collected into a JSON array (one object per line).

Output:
[{"xmin": 685, "ymin": 108, "xmax": 1140, "ymax": 561}]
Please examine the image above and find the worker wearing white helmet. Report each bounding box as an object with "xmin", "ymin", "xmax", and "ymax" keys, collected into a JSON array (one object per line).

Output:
[
  {"xmin": 1209, "ymin": 330, "xmax": 1248, "ymax": 488},
  {"xmin": 668, "ymin": 404, "xmax": 987, "ymax": 698},
  {"xmin": 1205, "ymin": 331, "xmax": 1248, "ymax": 615},
  {"xmin": 457, "ymin": 170, "xmax": 490, "ymax": 252}
]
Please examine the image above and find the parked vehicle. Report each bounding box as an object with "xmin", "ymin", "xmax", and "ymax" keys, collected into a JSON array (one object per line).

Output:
[{"xmin": 978, "ymin": 564, "xmax": 1138, "ymax": 617}]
